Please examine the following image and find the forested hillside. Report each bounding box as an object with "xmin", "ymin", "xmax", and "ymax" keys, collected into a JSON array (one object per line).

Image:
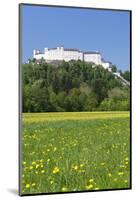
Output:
[{"xmin": 22, "ymin": 60, "xmax": 130, "ymax": 112}]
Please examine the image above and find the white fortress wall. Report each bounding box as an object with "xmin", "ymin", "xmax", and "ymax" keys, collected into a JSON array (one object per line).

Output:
[
  {"xmin": 45, "ymin": 47, "xmax": 64, "ymax": 60},
  {"xmin": 44, "ymin": 47, "xmax": 83, "ymax": 62},
  {"xmin": 33, "ymin": 49, "xmax": 45, "ymax": 60},
  {"xmin": 97, "ymin": 54, "xmax": 102, "ymax": 65},
  {"xmin": 79, "ymin": 51, "xmax": 83, "ymax": 60},
  {"xmin": 102, "ymin": 62, "xmax": 110, "ymax": 69},
  {"xmin": 32, "ymin": 46, "xmax": 111, "ymax": 71},
  {"xmin": 63, "ymin": 50, "xmax": 81, "ymax": 61},
  {"xmin": 84, "ymin": 53, "xmax": 102, "ymax": 65}
]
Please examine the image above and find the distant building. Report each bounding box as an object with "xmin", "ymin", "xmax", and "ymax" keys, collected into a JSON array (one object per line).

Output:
[{"xmin": 33, "ymin": 46, "xmax": 112, "ymax": 71}]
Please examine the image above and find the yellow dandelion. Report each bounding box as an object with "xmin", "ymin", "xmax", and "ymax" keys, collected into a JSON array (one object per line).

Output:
[
  {"xmin": 41, "ymin": 170, "xmax": 45, "ymax": 173},
  {"xmin": 50, "ymin": 180, "xmax": 54, "ymax": 184},
  {"xmin": 118, "ymin": 172, "xmax": 124, "ymax": 176},
  {"xmin": 47, "ymin": 159, "xmax": 50, "ymax": 163},
  {"xmin": 52, "ymin": 167, "xmax": 60, "ymax": 174},
  {"xmin": 41, "ymin": 164, "xmax": 44, "ymax": 168},
  {"xmin": 23, "ymin": 161, "xmax": 26, "ymax": 165},
  {"xmin": 25, "ymin": 184, "xmax": 30, "ymax": 189},
  {"xmin": 54, "ymin": 147, "xmax": 57, "ymax": 151},
  {"xmin": 32, "ymin": 161, "xmax": 36, "ymax": 165},
  {"xmin": 22, "ymin": 174, "xmax": 25, "ymax": 178},
  {"xmin": 120, "ymin": 165, "xmax": 125, "ymax": 168},
  {"xmin": 89, "ymin": 179, "xmax": 94, "ymax": 183},
  {"xmin": 35, "ymin": 171, "xmax": 38, "ymax": 174},
  {"xmin": 125, "ymin": 157, "xmax": 129, "ymax": 161},
  {"xmin": 32, "ymin": 183, "xmax": 36, "ymax": 187},
  {"xmin": 80, "ymin": 164, "xmax": 84, "ymax": 168},
  {"xmin": 40, "ymin": 159, "xmax": 43, "ymax": 162},
  {"xmin": 125, "ymin": 162, "xmax": 128, "ymax": 165},
  {"xmin": 108, "ymin": 173, "xmax": 112, "ymax": 177},
  {"xmin": 62, "ymin": 187, "xmax": 68, "ymax": 192},
  {"xmin": 72, "ymin": 165, "xmax": 78, "ymax": 170},
  {"xmin": 29, "ymin": 166, "xmax": 33, "ymax": 170},
  {"xmin": 86, "ymin": 184, "xmax": 93, "ymax": 189},
  {"xmin": 100, "ymin": 163, "xmax": 105, "ymax": 166},
  {"xmin": 94, "ymin": 187, "xmax": 99, "ymax": 190},
  {"xmin": 36, "ymin": 164, "xmax": 40, "ymax": 169}
]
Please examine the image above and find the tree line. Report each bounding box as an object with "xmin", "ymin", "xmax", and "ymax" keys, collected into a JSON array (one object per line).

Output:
[{"xmin": 22, "ymin": 60, "xmax": 130, "ymax": 112}]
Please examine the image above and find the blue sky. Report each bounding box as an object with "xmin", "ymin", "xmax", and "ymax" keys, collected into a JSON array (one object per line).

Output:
[{"xmin": 21, "ymin": 5, "xmax": 130, "ymax": 71}]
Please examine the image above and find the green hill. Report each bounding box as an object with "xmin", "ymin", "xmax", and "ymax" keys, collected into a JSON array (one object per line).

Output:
[{"xmin": 22, "ymin": 60, "xmax": 130, "ymax": 112}]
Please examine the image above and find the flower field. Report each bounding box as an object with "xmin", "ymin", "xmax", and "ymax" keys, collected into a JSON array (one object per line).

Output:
[{"xmin": 21, "ymin": 111, "xmax": 130, "ymax": 195}]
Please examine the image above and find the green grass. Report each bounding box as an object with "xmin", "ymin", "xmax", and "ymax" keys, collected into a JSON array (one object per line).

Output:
[{"xmin": 21, "ymin": 111, "xmax": 130, "ymax": 194}]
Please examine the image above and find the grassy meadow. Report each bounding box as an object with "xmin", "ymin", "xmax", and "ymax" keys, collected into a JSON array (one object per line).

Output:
[{"xmin": 21, "ymin": 111, "xmax": 130, "ymax": 194}]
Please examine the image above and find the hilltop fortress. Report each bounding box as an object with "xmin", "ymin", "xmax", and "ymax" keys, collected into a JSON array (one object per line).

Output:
[{"xmin": 33, "ymin": 46, "xmax": 112, "ymax": 71}]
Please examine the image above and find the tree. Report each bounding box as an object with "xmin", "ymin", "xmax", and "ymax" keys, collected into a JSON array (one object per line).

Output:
[
  {"xmin": 83, "ymin": 92, "xmax": 98, "ymax": 111},
  {"xmin": 111, "ymin": 65, "xmax": 117, "ymax": 72},
  {"xmin": 108, "ymin": 87, "xmax": 125, "ymax": 99},
  {"xmin": 22, "ymin": 60, "xmax": 130, "ymax": 112},
  {"xmin": 121, "ymin": 70, "xmax": 130, "ymax": 81},
  {"xmin": 91, "ymin": 79, "xmax": 108, "ymax": 103}
]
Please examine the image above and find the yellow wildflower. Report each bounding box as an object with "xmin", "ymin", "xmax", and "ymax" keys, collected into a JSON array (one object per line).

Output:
[
  {"xmin": 89, "ymin": 179, "xmax": 94, "ymax": 183},
  {"xmin": 32, "ymin": 161, "xmax": 36, "ymax": 165},
  {"xmin": 72, "ymin": 165, "xmax": 78, "ymax": 170},
  {"xmin": 62, "ymin": 187, "xmax": 68, "ymax": 192},
  {"xmin": 50, "ymin": 180, "xmax": 54, "ymax": 184},
  {"xmin": 80, "ymin": 164, "xmax": 84, "ymax": 168},
  {"xmin": 86, "ymin": 184, "xmax": 93, "ymax": 189},
  {"xmin": 41, "ymin": 170, "xmax": 45, "ymax": 173},
  {"xmin": 118, "ymin": 172, "xmax": 124, "ymax": 176},
  {"xmin": 54, "ymin": 147, "xmax": 57, "ymax": 151},
  {"xmin": 108, "ymin": 173, "xmax": 112, "ymax": 177},
  {"xmin": 36, "ymin": 164, "xmax": 40, "ymax": 169},
  {"xmin": 25, "ymin": 184, "xmax": 30, "ymax": 188},
  {"xmin": 32, "ymin": 183, "xmax": 36, "ymax": 187},
  {"xmin": 29, "ymin": 166, "xmax": 33, "ymax": 170},
  {"xmin": 100, "ymin": 163, "xmax": 105, "ymax": 166},
  {"xmin": 125, "ymin": 157, "xmax": 129, "ymax": 161},
  {"xmin": 94, "ymin": 187, "xmax": 99, "ymax": 190},
  {"xmin": 52, "ymin": 167, "xmax": 60, "ymax": 174},
  {"xmin": 120, "ymin": 165, "xmax": 125, "ymax": 168}
]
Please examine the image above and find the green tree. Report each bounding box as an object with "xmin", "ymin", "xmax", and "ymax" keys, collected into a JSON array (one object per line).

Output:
[
  {"xmin": 111, "ymin": 65, "xmax": 117, "ymax": 72},
  {"xmin": 121, "ymin": 70, "xmax": 130, "ymax": 81}
]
